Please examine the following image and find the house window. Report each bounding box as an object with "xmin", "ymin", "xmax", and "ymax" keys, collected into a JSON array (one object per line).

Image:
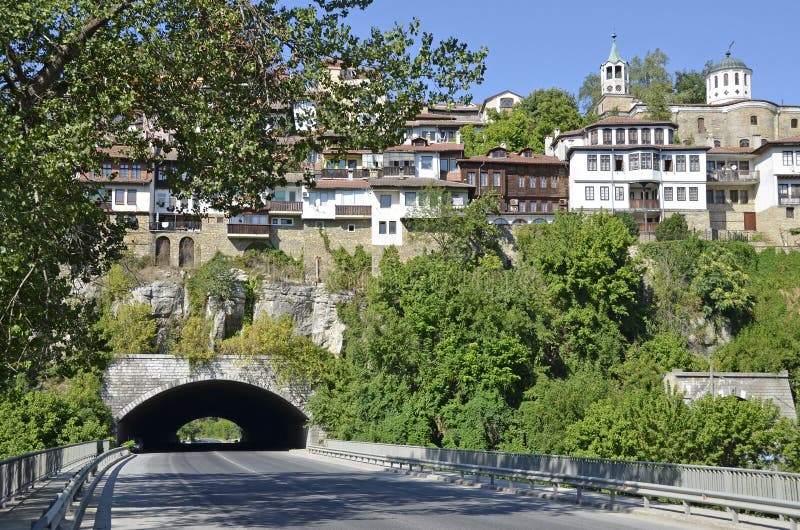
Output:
[
  {"xmin": 750, "ymin": 115, "xmax": 758, "ymax": 125},
  {"xmin": 378, "ymin": 221, "xmax": 387, "ymax": 234},
  {"xmin": 600, "ymin": 155, "xmax": 611, "ymax": 171},
  {"xmin": 784, "ymin": 151, "xmax": 794, "ymax": 166},
  {"xmin": 663, "ymin": 155, "xmax": 673, "ymax": 172},
  {"xmin": 715, "ymin": 190, "xmax": 725, "ymax": 204},
  {"xmin": 792, "ymin": 119, "xmax": 798, "ymax": 129},
  {"xmin": 668, "ymin": 130, "xmax": 675, "ymax": 144},
  {"xmin": 551, "ymin": 176, "xmax": 558, "ymax": 188},
  {"xmin": 600, "ymin": 186, "xmax": 609, "ymax": 201},
  {"xmin": 519, "ymin": 201, "xmax": 526, "ymax": 213},
  {"xmin": 379, "ymin": 194, "xmax": 392, "ymax": 208},
  {"xmin": 797, "ymin": 152, "xmax": 800, "ymax": 165},
  {"xmin": 614, "ymin": 155, "xmax": 623, "ymax": 171},
  {"xmin": 707, "ymin": 190, "xmax": 714, "ymax": 203},
  {"xmin": 270, "ymin": 217, "xmax": 294, "ymax": 226},
  {"xmin": 788, "ymin": 207, "xmax": 795, "ymax": 219},
  {"xmin": 735, "ymin": 72, "xmax": 739, "ymax": 85},
  {"xmin": 420, "ymin": 156, "xmax": 433, "ymax": 170},
  {"xmin": 480, "ymin": 172, "xmax": 488, "ymax": 187},
  {"xmin": 641, "ymin": 129, "xmax": 651, "ymax": 144},
  {"xmin": 714, "ymin": 75, "xmax": 718, "ymax": 88},
  {"xmin": 689, "ymin": 187, "xmax": 698, "ymax": 201},
  {"xmin": 529, "ymin": 175, "xmax": 537, "ymax": 187},
  {"xmin": 404, "ymin": 191, "xmax": 417, "ymax": 206},
  {"xmin": 602, "ymin": 129, "xmax": 612, "ymax": 145},
  {"xmin": 518, "ymin": 176, "xmax": 525, "ymax": 189},
  {"xmin": 347, "ymin": 159, "xmax": 357, "ymax": 169},
  {"xmin": 585, "ymin": 186, "xmax": 595, "ymax": 200},
  {"xmin": 641, "ymin": 153, "xmax": 652, "ymax": 170},
  {"xmin": 654, "ymin": 129, "xmax": 664, "ymax": 145},
  {"xmin": 587, "ymin": 155, "xmax": 597, "ymax": 171},
  {"xmin": 689, "ymin": 155, "xmax": 700, "ymax": 172},
  {"xmin": 540, "ymin": 176, "xmax": 547, "ymax": 188},
  {"xmin": 664, "ymin": 187, "xmax": 673, "ymax": 201},
  {"xmin": 466, "ymin": 172, "xmax": 475, "ymax": 185},
  {"xmin": 628, "ymin": 128, "xmax": 638, "ymax": 144},
  {"xmin": 590, "ymin": 130, "xmax": 598, "ymax": 145},
  {"xmin": 156, "ymin": 165, "xmax": 167, "ymax": 181},
  {"xmin": 389, "ymin": 221, "xmax": 397, "ymax": 234},
  {"xmin": 730, "ymin": 190, "xmax": 739, "ymax": 203},
  {"xmin": 127, "ymin": 189, "xmax": 137, "ymax": 205},
  {"xmin": 676, "ymin": 187, "xmax": 686, "ymax": 201},
  {"xmin": 131, "ymin": 164, "xmax": 142, "ymax": 179},
  {"xmin": 724, "ymin": 73, "xmax": 729, "ymax": 86},
  {"xmin": 629, "ymin": 153, "xmax": 639, "ymax": 170},
  {"xmin": 740, "ymin": 190, "xmax": 749, "ymax": 204},
  {"xmin": 676, "ymin": 155, "xmax": 686, "ymax": 172},
  {"xmin": 740, "ymin": 139, "xmax": 750, "ymax": 148},
  {"xmin": 114, "ymin": 189, "xmax": 124, "ymax": 205},
  {"xmin": 119, "ymin": 163, "xmax": 129, "ymax": 179},
  {"xmin": 499, "ymin": 97, "xmax": 514, "ymax": 108},
  {"xmin": 615, "ymin": 186, "xmax": 624, "ymax": 201},
  {"xmin": 493, "ymin": 172, "xmax": 501, "ymax": 187},
  {"xmin": 616, "ymin": 128, "xmax": 625, "ymax": 144},
  {"xmin": 347, "ymin": 224, "xmax": 355, "ymax": 232}
]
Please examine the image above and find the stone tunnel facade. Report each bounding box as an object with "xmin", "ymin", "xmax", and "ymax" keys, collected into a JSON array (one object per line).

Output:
[{"xmin": 102, "ymin": 354, "xmax": 312, "ymax": 447}]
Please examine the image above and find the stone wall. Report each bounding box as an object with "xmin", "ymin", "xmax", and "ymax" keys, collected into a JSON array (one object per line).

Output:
[
  {"xmin": 670, "ymin": 106, "xmax": 800, "ymax": 148},
  {"xmin": 755, "ymin": 205, "xmax": 800, "ymax": 246},
  {"xmin": 102, "ymin": 354, "xmax": 308, "ymax": 421}
]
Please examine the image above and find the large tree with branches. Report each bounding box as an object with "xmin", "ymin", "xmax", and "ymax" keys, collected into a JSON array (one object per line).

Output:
[{"xmin": 0, "ymin": 0, "xmax": 486, "ymax": 385}]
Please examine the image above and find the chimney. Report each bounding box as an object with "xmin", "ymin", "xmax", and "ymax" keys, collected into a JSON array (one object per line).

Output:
[{"xmin": 544, "ymin": 135, "xmax": 554, "ymax": 156}]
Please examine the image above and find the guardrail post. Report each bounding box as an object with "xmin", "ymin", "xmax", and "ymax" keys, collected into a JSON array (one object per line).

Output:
[
  {"xmin": 489, "ymin": 474, "xmax": 495, "ymax": 487},
  {"xmin": 576, "ymin": 487, "xmax": 582, "ymax": 503},
  {"xmin": 643, "ymin": 496, "xmax": 650, "ymax": 509},
  {"xmin": 609, "ymin": 490, "xmax": 615, "ymax": 506},
  {"xmin": 726, "ymin": 507, "xmax": 738, "ymax": 524},
  {"xmin": 682, "ymin": 501, "xmax": 691, "ymax": 516},
  {"xmin": 789, "ymin": 517, "xmax": 797, "ymax": 530},
  {"xmin": 553, "ymin": 483, "xmax": 559, "ymax": 495}
]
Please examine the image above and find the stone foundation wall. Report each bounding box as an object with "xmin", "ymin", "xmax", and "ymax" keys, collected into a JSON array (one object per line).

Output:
[{"xmin": 756, "ymin": 205, "xmax": 800, "ymax": 246}]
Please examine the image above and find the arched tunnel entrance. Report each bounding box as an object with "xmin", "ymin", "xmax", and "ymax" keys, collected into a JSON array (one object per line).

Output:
[{"xmin": 116, "ymin": 380, "xmax": 308, "ymax": 452}]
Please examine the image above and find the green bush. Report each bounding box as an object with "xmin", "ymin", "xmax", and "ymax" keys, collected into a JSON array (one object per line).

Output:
[
  {"xmin": 187, "ymin": 253, "xmax": 238, "ymax": 315},
  {"xmin": 655, "ymin": 213, "xmax": 689, "ymax": 241}
]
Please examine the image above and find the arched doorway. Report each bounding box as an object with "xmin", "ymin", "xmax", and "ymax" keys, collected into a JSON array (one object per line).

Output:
[
  {"xmin": 179, "ymin": 237, "xmax": 195, "ymax": 268},
  {"xmin": 155, "ymin": 236, "xmax": 171, "ymax": 267}
]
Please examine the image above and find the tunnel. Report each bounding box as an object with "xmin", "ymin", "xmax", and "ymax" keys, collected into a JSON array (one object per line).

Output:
[{"xmin": 116, "ymin": 380, "xmax": 308, "ymax": 451}]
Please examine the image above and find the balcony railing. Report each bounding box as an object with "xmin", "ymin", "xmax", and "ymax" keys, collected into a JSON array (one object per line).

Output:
[
  {"xmin": 335, "ymin": 204, "xmax": 372, "ymax": 217},
  {"xmin": 381, "ymin": 166, "xmax": 416, "ymax": 177},
  {"xmin": 707, "ymin": 169, "xmax": 760, "ymax": 182},
  {"xmin": 267, "ymin": 200, "xmax": 303, "ymax": 213},
  {"xmin": 629, "ymin": 199, "xmax": 660, "ymax": 210},
  {"xmin": 149, "ymin": 219, "xmax": 202, "ymax": 231},
  {"xmin": 779, "ymin": 197, "xmax": 800, "ymax": 205},
  {"xmin": 227, "ymin": 223, "xmax": 270, "ymax": 236},
  {"xmin": 321, "ymin": 168, "xmax": 371, "ymax": 179}
]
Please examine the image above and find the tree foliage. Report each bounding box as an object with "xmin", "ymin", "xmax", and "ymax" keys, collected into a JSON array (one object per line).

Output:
[
  {"xmin": 460, "ymin": 106, "xmax": 536, "ymax": 156},
  {"xmin": 519, "ymin": 88, "xmax": 584, "ymax": 151},
  {"xmin": 0, "ymin": 0, "xmax": 486, "ymax": 388},
  {"xmin": 655, "ymin": 212, "xmax": 689, "ymax": 241}
]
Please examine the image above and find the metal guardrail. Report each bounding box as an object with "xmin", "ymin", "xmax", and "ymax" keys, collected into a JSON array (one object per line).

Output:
[
  {"xmin": 0, "ymin": 441, "xmax": 107, "ymax": 506},
  {"xmin": 310, "ymin": 441, "xmax": 800, "ymax": 528},
  {"xmin": 31, "ymin": 446, "xmax": 130, "ymax": 530}
]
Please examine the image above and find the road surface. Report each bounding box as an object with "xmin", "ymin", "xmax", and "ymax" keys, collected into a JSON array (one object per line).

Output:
[{"xmin": 90, "ymin": 451, "xmax": 703, "ymax": 529}]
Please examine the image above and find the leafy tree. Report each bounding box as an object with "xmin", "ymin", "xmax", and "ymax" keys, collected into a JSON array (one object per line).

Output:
[
  {"xmin": 171, "ymin": 316, "xmax": 214, "ymax": 365},
  {"xmin": 692, "ymin": 245, "xmax": 754, "ymax": 328},
  {"xmin": 460, "ymin": 106, "xmax": 536, "ymax": 156},
  {"xmin": 520, "ymin": 88, "xmax": 584, "ymax": 151},
  {"xmin": 673, "ymin": 62, "xmax": 713, "ymax": 104},
  {"xmin": 612, "ymin": 211, "xmax": 639, "ymax": 237},
  {"xmin": 186, "ymin": 253, "xmax": 239, "ymax": 315},
  {"xmin": 97, "ymin": 302, "xmax": 158, "ymax": 355},
  {"xmin": 655, "ymin": 213, "xmax": 689, "ymax": 241},
  {"xmin": 616, "ymin": 332, "xmax": 708, "ymax": 392},
  {"xmin": 628, "ymin": 49, "xmax": 673, "ymax": 120},
  {"xmin": 578, "ymin": 73, "xmax": 601, "ymax": 115},
  {"xmin": 0, "ymin": 0, "xmax": 486, "ymax": 388},
  {"xmin": 320, "ymin": 230, "xmax": 373, "ymax": 292}
]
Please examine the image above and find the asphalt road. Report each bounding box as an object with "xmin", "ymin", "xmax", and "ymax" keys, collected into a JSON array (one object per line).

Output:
[{"xmin": 91, "ymin": 451, "xmax": 702, "ymax": 529}]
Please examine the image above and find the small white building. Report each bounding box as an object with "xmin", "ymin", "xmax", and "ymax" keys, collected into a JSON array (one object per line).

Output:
[
  {"xmin": 480, "ymin": 90, "xmax": 523, "ymax": 122},
  {"xmin": 383, "ymin": 139, "xmax": 464, "ymax": 180}
]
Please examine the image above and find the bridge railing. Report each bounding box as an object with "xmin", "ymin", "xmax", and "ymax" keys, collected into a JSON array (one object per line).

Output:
[
  {"xmin": 0, "ymin": 440, "xmax": 108, "ymax": 505},
  {"xmin": 310, "ymin": 440, "xmax": 800, "ymax": 527}
]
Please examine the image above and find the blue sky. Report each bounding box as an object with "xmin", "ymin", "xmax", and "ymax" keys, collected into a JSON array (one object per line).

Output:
[{"xmin": 334, "ymin": 0, "xmax": 800, "ymax": 106}]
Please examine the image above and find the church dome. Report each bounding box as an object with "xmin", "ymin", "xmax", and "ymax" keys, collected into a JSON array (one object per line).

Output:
[{"xmin": 709, "ymin": 52, "xmax": 750, "ymax": 73}]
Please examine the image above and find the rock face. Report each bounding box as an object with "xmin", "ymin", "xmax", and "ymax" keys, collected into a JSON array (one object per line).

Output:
[
  {"xmin": 254, "ymin": 282, "xmax": 349, "ymax": 354},
  {"xmin": 129, "ymin": 280, "xmax": 186, "ymax": 318},
  {"xmin": 206, "ymin": 283, "xmax": 247, "ymax": 342}
]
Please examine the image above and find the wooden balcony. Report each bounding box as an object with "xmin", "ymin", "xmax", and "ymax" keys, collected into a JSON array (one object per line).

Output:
[
  {"xmin": 321, "ymin": 168, "xmax": 370, "ymax": 179},
  {"xmin": 629, "ymin": 199, "xmax": 660, "ymax": 210},
  {"xmin": 707, "ymin": 170, "xmax": 760, "ymax": 183},
  {"xmin": 381, "ymin": 166, "xmax": 416, "ymax": 177},
  {"xmin": 335, "ymin": 204, "xmax": 371, "ymax": 217},
  {"xmin": 267, "ymin": 200, "xmax": 303, "ymax": 214},
  {"xmin": 149, "ymin": 218, "xmax": 202, "ymax": 231},
  {"xmin": 227, "ymin": 223, "xmax": 270, "ymax": 238}
]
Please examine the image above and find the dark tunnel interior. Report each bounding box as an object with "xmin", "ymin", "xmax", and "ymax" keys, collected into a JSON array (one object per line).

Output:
[{"xmin": 117, "ymin": 380, "xmax": 308, "ymax": 451}]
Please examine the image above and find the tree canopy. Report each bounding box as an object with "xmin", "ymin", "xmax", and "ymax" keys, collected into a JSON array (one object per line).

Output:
[{"xmin": 0, "ymin": 0, "xmax": 486, "ymax": 386}]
